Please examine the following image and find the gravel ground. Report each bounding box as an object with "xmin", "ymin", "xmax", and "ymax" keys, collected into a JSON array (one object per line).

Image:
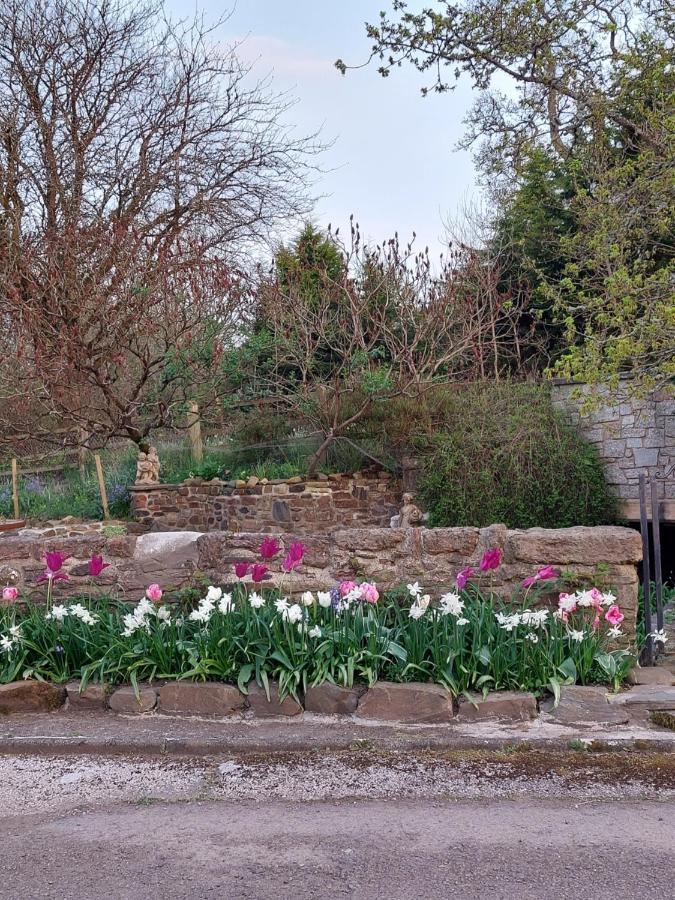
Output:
[{"xmin": 1, "ymin": 747, "xmax": 674, "ymax": 815}]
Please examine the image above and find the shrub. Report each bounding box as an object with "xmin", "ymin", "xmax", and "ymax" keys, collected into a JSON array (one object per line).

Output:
[{"xmin": 416, "ymin": 382, "xmax": 618, "ymax": 529}]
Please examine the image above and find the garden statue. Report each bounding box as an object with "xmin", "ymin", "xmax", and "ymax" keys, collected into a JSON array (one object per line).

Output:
[
  {"xmin": 391, "ymin": 492, "xmax": 425, "ymax": 528},
  {"xmin": 135, "ymin": 446, "xmax": 161, "ymax": 484}
]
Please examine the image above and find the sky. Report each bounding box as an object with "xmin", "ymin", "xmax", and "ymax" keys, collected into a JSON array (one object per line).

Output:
[{"xmin": 166, "ymin": 0, "xmax": 479, "ymax": 258}]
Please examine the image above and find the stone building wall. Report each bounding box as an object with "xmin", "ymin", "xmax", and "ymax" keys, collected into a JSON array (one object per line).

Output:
[
  {"xmin": 0, "ymin": 524, "xmax": 643, "ymax": 636},
  {"xmin": 551, "ymin": 379, "xmax": 675, "ymax": 519},
  {"xmin": 129, "ymin": 470, "xmax": 401, "ymax": 534}
]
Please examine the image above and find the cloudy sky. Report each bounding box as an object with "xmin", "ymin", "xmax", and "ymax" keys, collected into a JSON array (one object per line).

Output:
[{"xmin": 166, "ymin": 1, "xmax": 478, "ymax": 257}]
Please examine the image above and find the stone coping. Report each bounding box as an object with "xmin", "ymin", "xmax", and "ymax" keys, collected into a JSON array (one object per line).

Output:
[{"xmin": 128, "ymin": 468, "xmax": 394, "ymax": 493}]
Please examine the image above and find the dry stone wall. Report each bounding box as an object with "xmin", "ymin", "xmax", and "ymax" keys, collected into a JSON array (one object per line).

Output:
[
  {"xmin": 0, "ymin": 524, "xmax": 643, "ymax": 635},
  {"xmin": 129, "ymin": 470, "xmax": 401, "ymax": 533}
]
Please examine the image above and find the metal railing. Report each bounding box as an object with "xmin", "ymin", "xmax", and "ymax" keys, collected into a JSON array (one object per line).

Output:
[{"xmin": 639, "ymin": 464, "xmax": 672, "ymax": 665}]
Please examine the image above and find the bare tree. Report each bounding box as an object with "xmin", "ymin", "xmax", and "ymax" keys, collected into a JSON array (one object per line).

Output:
[
  {"xmin": 0, "ymin": 0, "xmax": 318, "ymax": 454},
  {"xmin": 254, "ymin": 222, "xmax": 530, "ymax": 473}
]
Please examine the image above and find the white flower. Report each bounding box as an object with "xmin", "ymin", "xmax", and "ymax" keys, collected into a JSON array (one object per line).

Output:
[
  {"xmin": 156, "ymin": 605, "xmax": 171, "ymax": 623},
  {"xmin": 317, "ymin": 591, "xmax": 332, "ymax": 608},
  {"xmin": 69, "ymin": 603, "xmax": 98, "ymax": 626},
  {"xmin": 205, "ymin": 586, "xmax": 223, "ymax": 603},
  {"xmin": 418, "ymin": 594, "xmax": 431, "ymax": 611},
  {"xmin": 284, "ymin": 603, "xmax": 304, "ymax": 624},
  {"xmin": 122, "ymin": 611, "xmax": 146, "ymax": 637},
  {"xmin": 407, "ymin": 582, "xmax": 422, "ymax": 598},
  {"xmin": 525, "ymin": 632, "xmax": 539, "ymax": 643},
  {"xmin": 558, "ymin": 594, "xmax": 577, "ymax": 613},
  {"xmin": 189, "ymin": 607, "xmax": 211, "ymax": 623},
  {"xmin": 496, "ymin": 611, "xmax": 520, "ymax": 632},
  {"xmin": 9, "ymin": 624, "xmax": 22, "ymax": 640},
  {"xmin": 218, "ymin": 593, "xmax": 234, "ymax": 614},
  {"xmin": 345, "ymin": 588, "xmax": 362, "ymax": 605},
  {"xmin": 439, "ymin": 592, "xmax": 464, "ymax": 617},
  {"xmin": 46, "ymin": 604, "xmax": 69, "ymax": 622},
  {"xmin": 301, "ymin": 591, "xmax": 315, "ymax": 607},
  {"xmin": 567, "ymin": 628, "xmax": 585, "ymax": 642},
  {"xmin": 308, "ymin": 625, "xmax": 322, "ymax": 638},
  {"xmin": 521, "ymin": 608, "xmax": 549, "ymax": 628},
  {"xmin": 249, "ymin": 592, "xmax": 265, "ymax": 609},
  {"xmin": 0, "ymin": 635, "xmax": 14, "ymax": 653},
  {"xmin": 576, "ymin": 590, "xmax": 596, "ymax": 608},
  {"xmin": 136, "ymin": 598, "xmax": 154, "ymax": 617},
  {"xmin": 456, "ymin": 617, "xmax": 469, "ymax": 626},
  {"xmin": 274, "ymin": 597, "xmax": 290, "ymax": 614},
  {"xmin": 650, "ymin": 629, "xmax": 668, "ymax": 645},
  {"xmin": 601, "ymin": 591, "xmax": 617, "ymax": 607},
  {"xmin": 607, "ymin": 626, "xmax": 623, "ymax": 638},
  {"xmin": 408, "ymin": 604, "xmax": 426, "ymax": 620}
]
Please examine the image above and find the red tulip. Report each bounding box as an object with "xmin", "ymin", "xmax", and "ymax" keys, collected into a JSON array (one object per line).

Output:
[
  {"xmin": 259, "ymin": 537, "xmax": 281, "ymax": 560},
  {"xmin": 88, "ymin": 555, "xmax": 110, "ymax": 577},
  {"xmin": 251, "ymin": 563, "xmax": 268, "ymax": 583},
  {"xmin": 479, "ymin": 548, "xmax": 502, "ymax": 571},
  {"xmin": 234, "ymin": 562, "xmax": 250, "ymax": 579}
]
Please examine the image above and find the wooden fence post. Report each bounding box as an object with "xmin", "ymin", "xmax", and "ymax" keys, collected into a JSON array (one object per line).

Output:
[
  {"xmin": 187, "ymin": 402, "xmax": 204, "ymax": 463},
  {"xmin": 11, "ymin": 458, "xmax": 19, "ymax": 519},
  {"xmin": 94, "ymin": 454, "xmax": 110, "ymax": 520}
]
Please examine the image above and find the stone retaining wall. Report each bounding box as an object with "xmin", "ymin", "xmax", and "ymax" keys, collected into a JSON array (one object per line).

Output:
[
  {"xmin": 0, "ymin": 524, "xmax": 643, "ymax": 635},
  {"xmin": 129, "ymin": 470, "xmax": 401, "ymax": 533},
  {"xmin": 551, "ymin": 379, "xmax": 675, "ymax": 520}
]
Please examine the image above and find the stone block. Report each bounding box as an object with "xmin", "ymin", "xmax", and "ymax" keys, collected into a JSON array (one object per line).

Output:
[
  {"xmin": 159, "ymin": 681, "xmax": 246, "ymax": 717},
  {"xmin": 356, "ymin": 681, "xmax": 455, "ymax": 724},
  {"xmin": 626, "ymin": 666, "xmax": 674, "ymax": 687},
  {"xmin": 66, "ymin": 681, "xmax": 110, "ymax": 709},
  {"xmin": 304, "ymin": 683, "xmax": 364, "ymax": 715},
  {"xmin": 507, "ymin": 526, "xmax": 642, "ymax": 565},
  {"xmin": 0, "ymin": 680, "xmax": 66, "ymax": 713},
  {"xmin": 422, "ymin": 527, "xmax": 479, "ymax": 557},
  {"xmin": 456, "ymin": 691, "xmax": 538, "ymax": 722},
  {"xmin": 108, "ymin": 685, "xmax": 157, "ymax": 714},
  {"xmin": 606, "ymin": 685, "xmax": 675, "ymax": 711},
  {"xmin": 246, "ymin": 681, "xmax": 303, "ymax": 717},
  {"xmin": 633, "ymin": 449, "xmax": 659, "ymax": 468},
  {"xmin": 540, "ymin": 685, "xmax": 629, "ymax": 727}
]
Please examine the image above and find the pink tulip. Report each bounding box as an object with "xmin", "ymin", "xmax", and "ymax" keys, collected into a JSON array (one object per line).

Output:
[
  {"xmin": 604, "ymin": 605, "xmax": 624, "ymax": 627},
  {"xmin": 590, "ymin": 587, "xmax": 603, "ymax": 609},
  {"xmin": 522, "ymin": 565, "xmax": 559, "ymax": 588},
  {"xmin": 2, "ymin": 586, "xmax": 18, "ymax": 602},
  {"xmin": 360, "ymin": 582, "xmax": 379, "ymax": 604},
  {"xmin": 45, "ymin": 551, "xmax": 69, "ymax": 573},
  {"xmin": 281, "ymin": 542, "xmax": 306, "ymax": 573},
  {"xmin": 88, "ymin": 555, "xmax": 110, "ymax": 577},
  {"xmin": 259, "ymin": 537, "xmax": 281, "ymax": 560},
  {"xmin": 251, "ymin": 563, "xmax": 268, "ymax": 583},
  {"xmin": 339, "ymin": 581, "xmax": 358, "ymax": 597},
  {"xmin": 479, "ymin": 548, "xmax": 502, "ymax": 571},
  {"xmin": 234, "ymin": 562, "xmax": 250, "ymax": 579},
  {"xmin": 456, "ymin": 567, "xmax": 474, "ymax": 590},
  {"xmin": 146, "ymin": 583, "xmax": 163, "ymax": 602}
]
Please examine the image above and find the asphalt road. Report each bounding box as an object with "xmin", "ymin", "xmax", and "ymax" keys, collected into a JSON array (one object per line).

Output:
[{"xmin": 1, "ymin": 751, "xmax": 673, "ymax": 900}]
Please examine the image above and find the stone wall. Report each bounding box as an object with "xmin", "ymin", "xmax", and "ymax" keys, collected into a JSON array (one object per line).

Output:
[
  {"xmin": 0, "ymin": 524, "xmax": 643, "ymax": 635},
  {"xmin": 129, "ymin": 470, "xmax": 401, "ymax": 533},
  {"xmin": 551, "ymin": 379, "xmax": 675, "ymax": 520}
]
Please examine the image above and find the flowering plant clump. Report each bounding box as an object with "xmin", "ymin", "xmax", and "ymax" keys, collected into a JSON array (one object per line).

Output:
[{"xmin": 0, "ymin": 541, "xmax": 639, "ymax": 698}]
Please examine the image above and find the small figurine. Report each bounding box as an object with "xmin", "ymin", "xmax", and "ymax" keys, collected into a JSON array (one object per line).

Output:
[
  {"xmin": 391, "ymin": 492, "xmax": 425, "ymax": 528},
  {"xmin": 135, "ymin": 446, "xmax": 161, "ymax": 484}
]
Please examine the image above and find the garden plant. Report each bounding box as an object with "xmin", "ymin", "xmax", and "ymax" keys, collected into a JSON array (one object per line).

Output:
[{"xmin": 0, "ymin": 539, "xmax": 654, "ymax": 704}]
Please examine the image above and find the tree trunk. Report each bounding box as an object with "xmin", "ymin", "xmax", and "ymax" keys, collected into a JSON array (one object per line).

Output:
[{"xmin": 307, "ymin": 430, "xmax": 335, "ymax": 476}]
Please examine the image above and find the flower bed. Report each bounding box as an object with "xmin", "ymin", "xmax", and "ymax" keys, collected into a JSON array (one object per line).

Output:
[{"xmin": 0, "ymin": 539, "xmax": 653, "ymax": 701}]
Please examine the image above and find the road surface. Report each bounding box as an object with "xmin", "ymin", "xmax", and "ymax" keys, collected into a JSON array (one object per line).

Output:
[{"xmin": 1, "ymin": 749, "xmax": 673, "ymax": 899}]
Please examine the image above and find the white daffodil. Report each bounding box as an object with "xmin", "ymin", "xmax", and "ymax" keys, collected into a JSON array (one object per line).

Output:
[
  {"xmin": 249, "ymin": 592, "xmax": 265, "ymax": 609},
  {"xmin": 601, "ymin": 591, "xmax": 617, "ymax": 607},
  {"xmin": 46, "ymin": 604, "xmax": 69, "ymax": 622},
  {"xmin": 439, "ymin": 592, "xmax": 464, "ymax": 617},
  {"xmin": 650, "ymin": 629, "xmax": 668, "ymax": 645},
  {"xmin": 525, "ymin": 632, "xmax": 539, "ymax": 643},
  {"xmin": 607, "ymin": 626, "xmax": 623, "ymax": 638},
  {"xmin": 567, "ymin": 628, "xmax": 585, "ymax": 642},
  {"xmin": 308, "ymin": 625, "xmax": 322, "ymax": 639},
  {"xmin": 218, "ymin": 593, "xmax": 234, "ymax": 614},
  {"xmin": 456, "ymin": 617, "xmax": 469, "ymax": 626},
  {"xmin": 408, "ymin": 604, "xmax": 426, "ymax": 620},
  {"xmin": 407, "ymin": 582, "xmax": 423, "ymax": 598},
  {"xmin": 0, "ymin": 635, "xmax": 14, "ymax": 652},
  {"xmin": 156, "ymin": 605, "xmax": 172, "ymax": 623},
  {"xmin": 283, "ymin": 603, "xmax": 304, "ymax": 624},
  {"xmin": 205, "ymin": 586, "xmax": 223, "ymax": 603}
]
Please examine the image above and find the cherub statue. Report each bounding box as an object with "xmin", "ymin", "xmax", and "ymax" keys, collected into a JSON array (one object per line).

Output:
[{"xmin": 135, "ymin": 446, "xmax": 161, "ymax": 484}]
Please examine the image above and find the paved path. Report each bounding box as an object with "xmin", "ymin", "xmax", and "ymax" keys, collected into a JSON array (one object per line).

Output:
[{"xmin": 1, "ymin": 750, "xmax": 673, "ymax": 899}]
